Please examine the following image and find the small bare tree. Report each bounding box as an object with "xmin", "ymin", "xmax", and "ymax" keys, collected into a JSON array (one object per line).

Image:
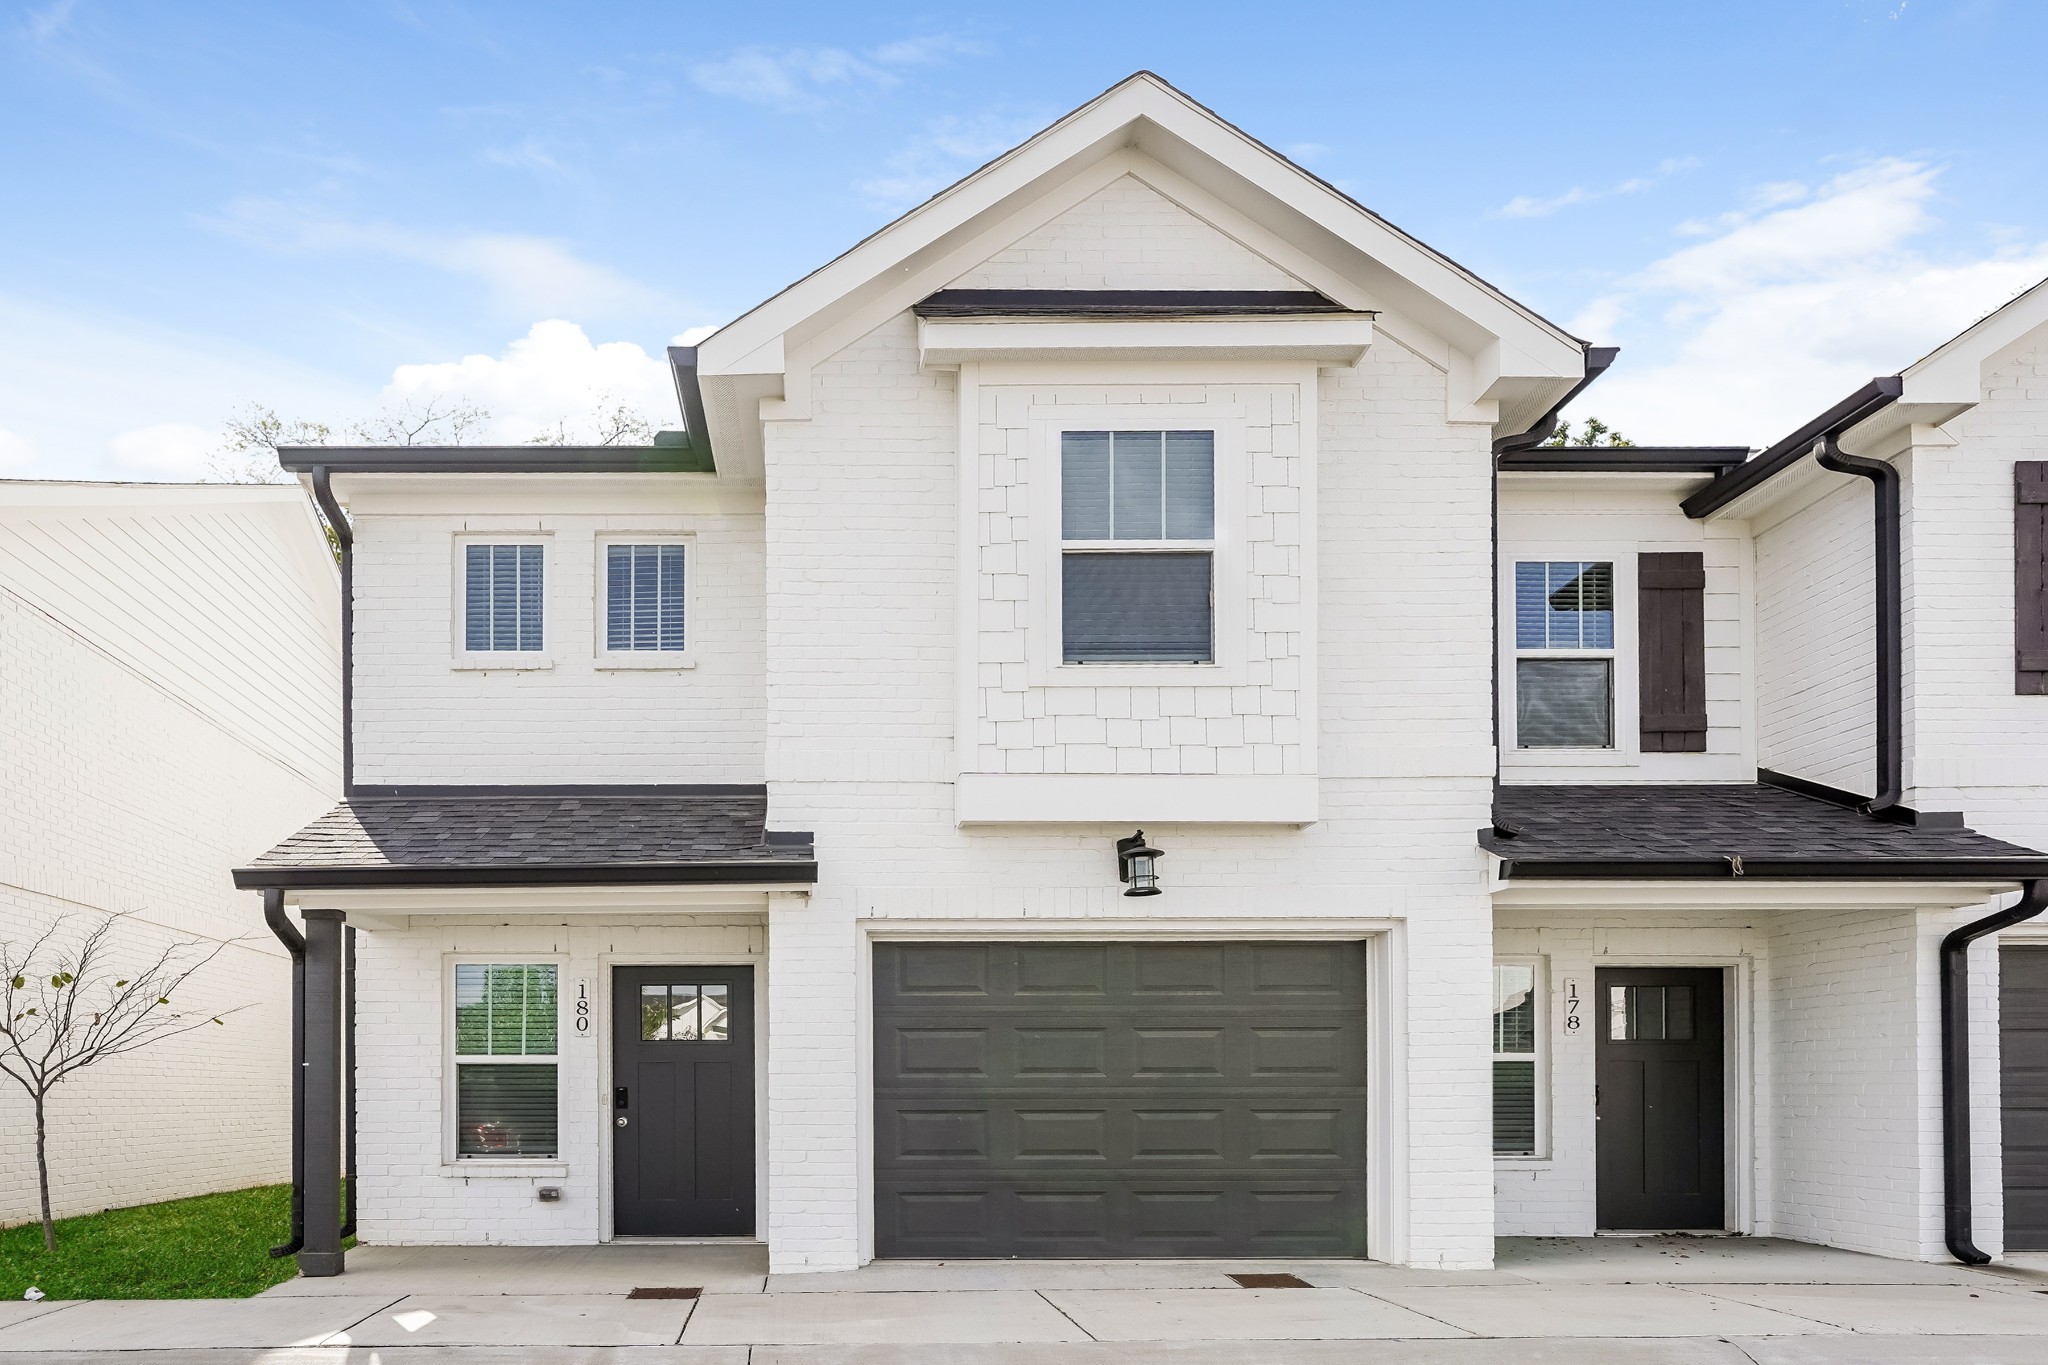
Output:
[
  {"xmin": 527, "ymin": 397, "xmax": 656, "ymax": 447},
  {"xmin": 0, "ymin": 917, "xmax": 246, "ymax": 1251}
]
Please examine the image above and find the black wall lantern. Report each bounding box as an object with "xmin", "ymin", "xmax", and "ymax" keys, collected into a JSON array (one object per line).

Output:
[{"xmin": 1116, "ymin": 830, "xmax": 1164, "ymax": 896}]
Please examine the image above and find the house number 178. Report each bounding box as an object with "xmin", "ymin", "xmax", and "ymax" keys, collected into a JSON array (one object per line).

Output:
[{"xmin": 1563, "ymin": 979, "xmax": 1581, "ymax": 1033}]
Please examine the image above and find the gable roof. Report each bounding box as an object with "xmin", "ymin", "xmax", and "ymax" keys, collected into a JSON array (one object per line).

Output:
[{"xmin": 694, "ymin": 72, "xmax": 1591, "ymax": 479}]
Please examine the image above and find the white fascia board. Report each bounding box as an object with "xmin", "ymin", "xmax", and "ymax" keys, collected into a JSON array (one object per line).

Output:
[
  {"xmin": 1492, "ymin": 878, "xmax": 2019, "ymax": 913},
  {"xmin": 1900, "ymin": 275, "xmax": 2048, "ymax": 409},
  {"xmin": 919, "ymin": 315, "xmax": 1373, "ymax": 367},
  {"xmin": 698, "ymin": 75, "xmax": 1584, "ymax": 419},
  {"xmin": 956, "ymin": 773, "xmax": 1319, "ymax": 825},
  {"xmin": 332, "ymin": 471, "xmax": 755, "ymax": 517},
  {"xmin": 287, "ymin": 884, "xmax": 780, "ymax": 920}
]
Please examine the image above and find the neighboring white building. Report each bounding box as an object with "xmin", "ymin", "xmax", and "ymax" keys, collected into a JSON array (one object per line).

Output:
[
  {"xmin": 1, "ymin": 480, "xmax": 341, "ymax": 1225},
  {"xmin": 237, "ymin": 74, "xmax": 2048, "ymax": 1275}
]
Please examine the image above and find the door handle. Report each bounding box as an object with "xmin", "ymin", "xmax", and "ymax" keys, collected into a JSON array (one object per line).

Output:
[{"xmin": 614, "ymin": 1086, "xmax": 629, "ymax": 1110}]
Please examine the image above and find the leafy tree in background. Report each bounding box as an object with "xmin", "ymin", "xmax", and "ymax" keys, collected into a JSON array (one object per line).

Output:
[
  {"xmin": 0, "ymin": 916, "xmax": 247, "ymax": 1251},
  {"xmin": 1541, "ymin": 417, "xmax": 1634, "ymax": 448}
]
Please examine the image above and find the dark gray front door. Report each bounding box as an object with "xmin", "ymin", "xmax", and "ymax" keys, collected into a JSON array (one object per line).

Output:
[
  {"xmin": 1595, "ymin": 967, "xmax": 1725, "ymax": 1230},
  {"xmin": 873, "ymin": 940, "xmax": 1368, "ymax": 1258},
  {"xmin": 2003, "ymin": 945, "xmax": 2048, "ymax": 1250},
  {"xmin": 611, "ymin": 966, "xmax": 754, "ymax": 1237}
]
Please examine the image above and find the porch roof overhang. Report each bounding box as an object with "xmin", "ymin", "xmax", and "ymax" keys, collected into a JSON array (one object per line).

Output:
[
  {"xmin": 232, "ymin": 787, "xmax": 818, "ymax": 893},
  {"xmin": 1483, "ymin": 780, "xmax": 2048, "ymax": 883}
]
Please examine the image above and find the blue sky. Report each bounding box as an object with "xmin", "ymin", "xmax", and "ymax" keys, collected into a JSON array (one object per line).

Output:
[{"xmin": 5, "ymin": 0, "xmax": 2047, "ymax": 477}]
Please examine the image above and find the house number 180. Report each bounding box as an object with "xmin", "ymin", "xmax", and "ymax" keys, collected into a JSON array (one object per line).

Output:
[{"xmin": 574, "ymin": 980, "xmax": 591, "ymax": 1035}]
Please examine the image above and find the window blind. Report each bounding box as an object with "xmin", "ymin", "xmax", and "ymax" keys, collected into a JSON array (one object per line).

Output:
[
  {"xmin": 464, "ymin": 544, "xmax": 543, "ymax": 651},
  {"xmin": 606, "ymin": 544, "xmax": 686, "ymax": 651},
  {"xmin": 1063, "ymin": 552, "xmax": 1214, "ymax": 663}
]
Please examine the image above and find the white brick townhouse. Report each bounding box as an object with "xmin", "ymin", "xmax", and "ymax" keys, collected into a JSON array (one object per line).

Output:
[
  {"xmin": 2, "ymin": 480, "xmax": 339, "ymax": 1225},
  {"xmin": 234, "ymin": 73, "xmax": 2048, "ymax": 1276}
]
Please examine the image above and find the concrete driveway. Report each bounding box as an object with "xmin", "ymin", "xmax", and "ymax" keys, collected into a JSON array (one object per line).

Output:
[{"xmin": 5, "ymin": 1237, "xmax": 2048, "ymax": 1362}]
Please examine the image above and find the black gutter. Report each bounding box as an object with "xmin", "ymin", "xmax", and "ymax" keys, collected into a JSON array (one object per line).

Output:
[
  {"xmin": 307, "ymin": 468, "xmax": 353, "ymax": 797},
  {"xmin": 1757, "ymin": 767, "xmax": 1965, "ymax": 828},
  {"xmin": 665, "ymin": 345, "xmax": 713, "ymax": 464},
  {"xmin": 280, "ymin": 446, "xmax": 714, "ymax": 475},
  {"xmin": 913, "ymin": 289, "xmax": 1353, "ymax": 317},
  {"xmin": 1497, "ymin": 446, "xmax": 1749, "ymax": 475},
  {"xmin": 1492, "ymin": 346, "xmax": 1620, "ymax": 457},
  {"xmin": 347, "ymin": 783, "xmax": 769, "ymax": 799},
  {"xmin": 1682, "ymin": 377, "xmax": 1903, "ymax": 518},
  {"xmin": 232, "ymin": 860, "xmax": 821, "ymax": 891},
  {"xmin": 1942, "ymin": 880, "xmax": 2048, "ymax": 1263},
  {"xmin": 260, "ymin": 889, "xmax": 305, "ymax": 1259},
  {"xmin": 1815, "ymin": 432, "xmax": 1905, "ymax": 815},
  {"xmin": 1477, "ymin": 838, "xmax": 2048, "ymax": 882}
]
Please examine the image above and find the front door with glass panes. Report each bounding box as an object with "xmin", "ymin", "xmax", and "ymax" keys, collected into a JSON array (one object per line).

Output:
[
  {"xmin": 1594, "ymin": 967, "xmax": 1725, "ymax": 1230},
  {"xmin": 611, "ymin": 966, "xmax": 755, "ymax": 1236}
]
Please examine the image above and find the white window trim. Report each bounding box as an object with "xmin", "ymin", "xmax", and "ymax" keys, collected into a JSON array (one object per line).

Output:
[
  {"xmin": 1493, "ymin": 954, "xmax": 1550, "ymax": 1162},
  {"xmin": 1501, "ymin": 550, "xmax": 1638, "ymax": 767},
  {"xmin": 1027, "ymin": 405, "xmax": 1249, "ymax": 688},
  {"xmin": 442, "ymin": 954, "xmax": 567, "ymax": 1166},
  {"xmin": 592, "ymin": 533, "xmax": 697, "ymax": 670},
  {"xmin": 451, "ymin": 534, "xmax": 553, "ymax": 670}
]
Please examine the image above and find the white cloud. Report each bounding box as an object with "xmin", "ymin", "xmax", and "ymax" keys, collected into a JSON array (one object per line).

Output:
[
  {"xmin": 105, "ymin": 422, "xmax": 215, "ymax": 478},
  {"xmin": 27, "ymin": 0, "xmax": 80, "ymax": 41},
  {"xmin": 1495, "ymin": 157, "xmax": 1699, "ymax": 219},
  {"xmin": 690, "ymin": 35, "xmax": 984, "ymax": 113},
  {"xmin": 207, "ymin": 198, "xmax": 661, "ymax": 321},
  {"xmin": 1568, "ymin": 158, "xmax": 2048, "ymax": 444},
  {"xmin": 855, "ymin": 111, "xmax": 1048, "ymax": 211},
  {"xmin": 0, "ymin": 426, "xmax": 41, "ymax": 474},
  {"xmin": 380, "ymin": 320, "xmax": 686, "ymax": 442}
]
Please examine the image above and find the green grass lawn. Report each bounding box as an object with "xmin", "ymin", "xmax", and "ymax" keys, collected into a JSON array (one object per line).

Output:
[{"xmin": 0, "ymin": 1184, "xmax": 335, "ymax": 1300}]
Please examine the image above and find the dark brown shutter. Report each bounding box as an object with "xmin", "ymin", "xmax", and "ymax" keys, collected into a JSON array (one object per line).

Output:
[
  {"xmin": 1638, "ymin": 552, "xmax": 1708, "ymax": 752},
  {"xmin": 2018, "ymin": 464, "xmax": 2048, "ymax": 693}
]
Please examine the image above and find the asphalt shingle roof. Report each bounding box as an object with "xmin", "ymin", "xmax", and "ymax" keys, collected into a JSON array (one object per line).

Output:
[
  {"xmin": 234, "ymin": 791, "xmax": 815, "ymax": 888},
  {"xmin": 1486, "ymin": 783, "xmax": 2048, "ymax": 879}
]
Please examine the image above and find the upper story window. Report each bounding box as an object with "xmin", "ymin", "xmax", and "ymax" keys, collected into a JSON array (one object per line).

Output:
[
  {"xmin": 464, "ymin": 543, "xmax": 544, "ymax": 652},
  {"xmin": 605, "ymin": 543, "xmax": 687, "ymax": 652},
  {"xmin": 1060, "ymin": 430, "xmax": 1215, "ymax": 664},
  {"xmin": 1514, "ymin": 560, "xmax": 1614, "ymax": 748}
]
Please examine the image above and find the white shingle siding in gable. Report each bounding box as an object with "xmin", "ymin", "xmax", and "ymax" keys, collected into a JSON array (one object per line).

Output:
[
  {"xmin": 970, "ymin": 378, "xmax": 1306, "ymax": 777},
  {"xmin": 948, "ymin": 175, "xmax": 1308, "ymax": 291},
  {"xmin": 351, "ymin": 507, "xmax": 765, "ymax": 785},
  {"xmin": 1754, "ymin": 480, "xmax": 1877, "ymax": 796}
]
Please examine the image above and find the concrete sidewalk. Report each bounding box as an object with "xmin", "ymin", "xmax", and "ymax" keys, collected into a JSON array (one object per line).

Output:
[{"xmin": 5, "ymin": 1237, "xmax": 2048, "ymax": 1362}]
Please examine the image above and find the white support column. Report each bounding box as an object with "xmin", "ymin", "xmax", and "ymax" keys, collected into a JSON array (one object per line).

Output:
[{"xmin": 764, "ymin": 889, "xmax": 863, "ymax": 1272}]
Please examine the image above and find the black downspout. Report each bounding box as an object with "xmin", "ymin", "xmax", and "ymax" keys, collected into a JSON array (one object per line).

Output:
[
  {"xmin": 1942, "ymin": 880, "xmax": 2048, "ymax": 1263},
  {"xmin": 261, "ymin": 889, "xmax": 305, "ymax": 1259},
  {"xmin": 1815, "ymin": 434, "xmax": 1905, "ymax": 814},
  {"xmin": 304, "ymin": 467, "xmax": 356, "ymax": 1249}
]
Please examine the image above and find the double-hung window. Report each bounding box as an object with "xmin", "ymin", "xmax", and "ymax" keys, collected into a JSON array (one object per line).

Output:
[
  {"xmin": 464, "ymin": 543, "xmax": 544, "ymax": 652},
  {"xmin": 1492, "ymin": 959, "xmax": 1542, "ymax": 1156},
  {"xmin": 1060, "ymin": 430, "xmax": 1215, "ymax": 664},
  {"xmin": 604, "ymin": 543, "xmax": 687, "ymax": 653},
  {"xmin": 452, "ymin": 963, "xmax": 558, "ymax": 1159},
  {"xmin": 1514, "ymin": 560, "xmax": 1615, "ymax": 748}
]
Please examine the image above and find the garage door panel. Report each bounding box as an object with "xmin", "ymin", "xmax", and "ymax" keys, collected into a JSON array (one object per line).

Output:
[
  {"xmin": 875, "ymin": 941, "xmax": 1368, "ymax": 1258},
  {"xmin": 2004, "ymin": 946, "xmax": 2048, "ymax": 1251}
]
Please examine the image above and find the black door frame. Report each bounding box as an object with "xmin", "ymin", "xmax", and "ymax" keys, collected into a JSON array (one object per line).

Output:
[
  {"xmin": 602, "ymin": 959, "xmax": 764, "ymax": 1241},
  {"xmin": 1592, "ymin": 962, "xmax": 1735, "ymax": 1231}
]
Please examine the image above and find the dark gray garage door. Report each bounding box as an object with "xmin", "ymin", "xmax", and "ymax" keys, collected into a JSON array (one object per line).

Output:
[
  {"xmin": 873, "ymin": 940, "xmax": 1368, "ymax": 1258},
  {"xmin": 2004, "ymin": 945, "xmax": 2048, "ymax": 1250}
]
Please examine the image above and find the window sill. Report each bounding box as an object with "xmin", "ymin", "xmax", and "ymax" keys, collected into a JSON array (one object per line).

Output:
[
  {"xmin": 452, "ymin": 653, "xmax": 554, "ymax": 671},
  {"xmin": 1493, "ymin": 1154, "xmax": 1552, "ymax": 1164},
  {"xmin": 442, "ymin": 1161, "xmax": 568, "ymax": 1178},
  {"xmin": 1039, "ymin": 661, "xmax": 1244, "ymax": 689},
  {"xmin": 595, "ymin": 653, "xmax": 697, "ymax": 671}
]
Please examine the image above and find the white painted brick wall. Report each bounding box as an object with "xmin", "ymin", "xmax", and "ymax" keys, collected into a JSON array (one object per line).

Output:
[
  {"xmin": 0, "ymin": 590, "xmax": 332, "ymax": 1223},
  {"xmin": 949, "ymin": 175, "xmax": 1305, "ymax": 291},
  {"xmin": 1499, "ymin": 481, "xmax": 1754, "ymax": 781},
  {"xmin": 354, "ymin": 917, "xmax": 765, "ymax": 1246},
  {"xmin": 970, "ymin": 378, "xmax": 1306, "ymax": 776},
  {"xmin": 756, "ymin": 308, "xmax": 1500, "ymax": 1271},
  {"xmin": 1754, "ymin": 481, "xmax": 1876, "ymax": 794},
  {"xmin": 352, "ymin": 507, "xmax": 765, "ymax": 785}
]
